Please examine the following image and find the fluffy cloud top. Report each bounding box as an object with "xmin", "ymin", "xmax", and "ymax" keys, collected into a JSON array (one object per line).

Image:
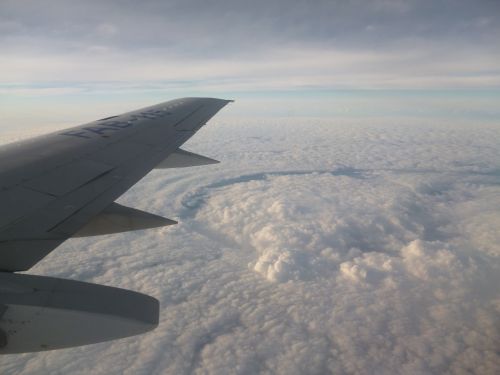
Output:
[{"xmin": 1, "ymin": 117, "xmax": 499, "ymax": 374}]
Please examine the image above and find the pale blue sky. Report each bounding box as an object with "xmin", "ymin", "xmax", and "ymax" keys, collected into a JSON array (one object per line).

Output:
[{"xmin": 0, "ymin": 0, "xmax": 499, "ymax": 127}]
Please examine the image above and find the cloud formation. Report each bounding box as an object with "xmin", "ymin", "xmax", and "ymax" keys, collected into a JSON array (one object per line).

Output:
[
  {"xmin": 0, "ymin": 0, "xmax": 499, "ymax": 92},
  {"xmin": 1, "ymin": 0, "xmax": 500, "ymax": 373},
  {"xmin": 1, "ymin": 117, "xmax": 499, "ymax": 374}
]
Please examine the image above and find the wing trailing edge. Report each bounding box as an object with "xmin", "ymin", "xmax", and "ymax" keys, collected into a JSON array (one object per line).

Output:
[{"xmin": 74, "ymin": 203, "xmax": 177, "ymax": 237}]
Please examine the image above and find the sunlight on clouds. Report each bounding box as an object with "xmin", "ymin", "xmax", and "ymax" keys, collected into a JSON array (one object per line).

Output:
[{"xmin": 1, "ymin": 118, "xmax": 497, "ymax": 374}]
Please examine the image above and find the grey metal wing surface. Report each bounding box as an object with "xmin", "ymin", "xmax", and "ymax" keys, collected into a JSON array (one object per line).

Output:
[{"xmin": 0, "ymin": 97, "xmax": 231, "ymax": 272}]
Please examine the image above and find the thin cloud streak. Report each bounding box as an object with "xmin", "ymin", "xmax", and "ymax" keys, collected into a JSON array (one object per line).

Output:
[
  {"xmin": 1, "ymin": 44, "xmax": 499, "ymax": 92},
  {"xmin": 0, "ymin": 0, "xmax": 499, "ymax": 93}
]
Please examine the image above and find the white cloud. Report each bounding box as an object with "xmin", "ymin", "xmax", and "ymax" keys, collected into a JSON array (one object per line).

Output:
[
  {"xmin": 1, "ymin": 44, "xmax": 499, "ymax": 91},
  {"xmin": 1, "ymin": 0, "xmax": 499, "ymax": 96},
  {"xmin": 1, "ymin": 118, "xmax": 499, "ymax": 374}
]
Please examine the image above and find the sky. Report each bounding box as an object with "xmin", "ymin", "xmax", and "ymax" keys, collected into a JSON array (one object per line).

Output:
[
  {"xmin": 0, "ymin": 0, "xmax": 499, "ymax": 125},
  {"xmin": 1, "ymin": 1, "xmax": 500, "ymax": 374}
]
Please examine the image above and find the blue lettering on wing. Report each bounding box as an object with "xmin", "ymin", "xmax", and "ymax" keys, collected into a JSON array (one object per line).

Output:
[
  {"xmin": 60, "ymin": 120, "xmax": 134, "ymax": 139},
  {"xmin": 60, "ymin": 130, "xmax": 91, "ymax": 139},
  {"xmin": 104, "ymin": 121, "xmax": 132, "ymax": 129},
  {"xmin": 83, "ymin": 126, "xmax": 121, "ymax": 135},
  {"xmin": 128, "ymin": 109, "xmax": 171, "ymax": 121},
  {"xmin": 59, "ymin": 107, "xmax": 171, "ymax": 139},
  {"xmin": 128, "ymin": 113, "xmax": 155, "ymax": 121}
]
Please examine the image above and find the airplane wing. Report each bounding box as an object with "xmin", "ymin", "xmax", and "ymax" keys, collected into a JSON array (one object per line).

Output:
[
  {"xmin": 0, "ymin": 97, "xmax": 231, "ymax": 353},
  {"xmin": 0, "ymin": 97, "xmax": 231, "ymax": 272}
]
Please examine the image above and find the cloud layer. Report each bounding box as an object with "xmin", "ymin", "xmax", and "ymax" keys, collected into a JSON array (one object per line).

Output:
[
  {"xmin": 1, "ymin": 117, "xmax": 499, "ymax": 374},
  {"xmin": 1, "ymin": 0, "xmax": 499, "ymax": 92}
]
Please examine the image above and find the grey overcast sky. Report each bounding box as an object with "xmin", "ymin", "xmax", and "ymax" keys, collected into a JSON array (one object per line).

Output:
[
  {"xmin": 0, "ymin": 0, "xmax": 499, "ymax": 123},
  {"xmin": 1, "ymin": 0, "xmax": 499, "ymax": 86}
]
